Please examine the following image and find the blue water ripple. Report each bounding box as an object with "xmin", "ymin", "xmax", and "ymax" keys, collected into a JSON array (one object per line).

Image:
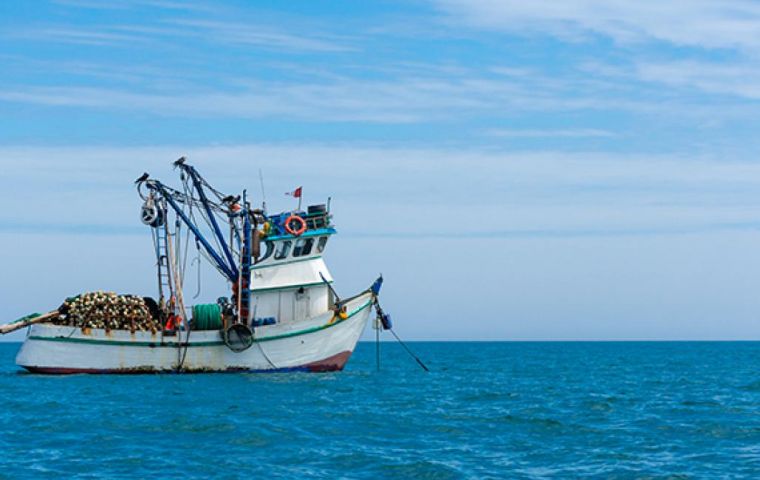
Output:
[{"xmin": 0, "ymin": 342, "xmax": 759, "ymax": 478}]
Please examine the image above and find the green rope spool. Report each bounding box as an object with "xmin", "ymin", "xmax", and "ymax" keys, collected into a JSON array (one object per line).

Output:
[{"xmin": 192, "ymin": 303, "xmax": 222, "ymax": 331}]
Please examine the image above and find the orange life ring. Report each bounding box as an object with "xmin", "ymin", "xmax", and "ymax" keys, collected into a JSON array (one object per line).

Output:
[{"xmin": 284, "ymin": 215, "xmax": 307, "ymax": 236}]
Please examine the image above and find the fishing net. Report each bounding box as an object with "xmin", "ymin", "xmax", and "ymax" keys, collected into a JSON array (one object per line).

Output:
[{"xmin": 54, "ymin": 291, "xmax": 160, "ymax": 332}]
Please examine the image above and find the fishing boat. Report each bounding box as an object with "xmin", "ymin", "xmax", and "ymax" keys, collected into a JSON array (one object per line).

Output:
[{"xmin": 4, "ymin": 158, "xmax": 393, "ymax": 373}]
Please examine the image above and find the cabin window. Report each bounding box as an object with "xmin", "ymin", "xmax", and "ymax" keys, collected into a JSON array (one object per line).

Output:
[
  {"xmin": 258, "ymin": 241, "xmax": 274, "ymax": 262},
  {"xmin": 293, "ymin": 237, "xmax": 314, "ymax": 257},
  {"xmin": 316, "ymin": 236, "xmax": 328, "ymax": 253},
  {"xmin": 274, "ymin": 241, "xmax": 291, "ymax": 260}
]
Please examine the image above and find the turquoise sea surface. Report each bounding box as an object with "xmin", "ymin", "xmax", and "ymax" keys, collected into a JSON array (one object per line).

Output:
[{"xmin": 0, "ymin": 341, "xmax": 758, "ymax": 479}]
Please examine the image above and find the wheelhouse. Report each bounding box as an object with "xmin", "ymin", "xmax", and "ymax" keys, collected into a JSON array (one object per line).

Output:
[{"xmin": 249, "ymin": 204, "xmax": 337, "ymax": 327}]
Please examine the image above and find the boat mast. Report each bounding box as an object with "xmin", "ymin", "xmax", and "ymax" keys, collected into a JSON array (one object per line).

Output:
[
  {"xmin": 136, "ymin": 159, "xmax": 254, "ymax": 324},
  {"xmin": 239, "ymin": 189, "xmax": 253, "ymax": 324}
]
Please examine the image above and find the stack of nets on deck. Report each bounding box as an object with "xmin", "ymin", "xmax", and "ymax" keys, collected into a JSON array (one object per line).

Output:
[{"xmin": 54, "ymin": 291, "xmax": 160, "ymax": 332}]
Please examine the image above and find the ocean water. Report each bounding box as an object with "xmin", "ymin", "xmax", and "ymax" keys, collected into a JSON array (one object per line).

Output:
[{"xmin": 0, "ymin": 341, "xmax": 758, "ymax": 479}]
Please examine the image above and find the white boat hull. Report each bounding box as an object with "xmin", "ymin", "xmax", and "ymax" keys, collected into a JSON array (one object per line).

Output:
[{"xmin": 16, "ymin": 293, "xmax": 373, "ymax": 374}]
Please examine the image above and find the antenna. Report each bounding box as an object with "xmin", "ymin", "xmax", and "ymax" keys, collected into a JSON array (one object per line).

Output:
[{"xmin": 258, "ymin": 168, "xmax": 267, "ymax": 214}]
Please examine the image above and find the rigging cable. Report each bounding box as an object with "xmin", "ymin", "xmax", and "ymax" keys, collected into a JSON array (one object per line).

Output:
[
  {"xmin": 191, "ymin": 256, "xmax": 202, "ymax": 299},
  {"xmin": 389, "ymin": 329, "xmax": 430, "ymax": 372},
  {"xmin": 256, "ymin": 340, "xmax": 278, "ymax": 370}
]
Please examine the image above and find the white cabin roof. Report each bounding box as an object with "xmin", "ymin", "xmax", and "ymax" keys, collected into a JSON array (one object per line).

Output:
[{"xmin": 251, "ymin": 256, "xmax": 332, "ymax": 293}]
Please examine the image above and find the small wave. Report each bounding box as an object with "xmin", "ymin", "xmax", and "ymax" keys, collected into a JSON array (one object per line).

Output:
[
  {"xmin": 376, "ymin": 460, "xmax": 462, "ymax": 480},
  {"xmin": 460, "ymin": 391, "xmax": 518, "ymax": 402},
  {"xmin": 680, "ymin": 399, "xmax": 720, "ymax": 407},
  {"xmin": 740, "ymin": 380, "xmax": 760, "ymax": 391},
  {"xmin": 494, "ymin": 414, "xmax": 564, "ymax": 429}
]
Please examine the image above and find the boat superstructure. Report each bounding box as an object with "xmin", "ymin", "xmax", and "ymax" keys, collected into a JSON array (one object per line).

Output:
[{"xmin": 9, "ymin": 158, "xmax": 391, "ymax": 373}]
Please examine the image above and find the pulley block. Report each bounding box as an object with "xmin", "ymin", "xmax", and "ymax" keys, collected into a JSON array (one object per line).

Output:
[{"xmin": 141, "ymin": 202, "xmax": 165, "ymax": 228}]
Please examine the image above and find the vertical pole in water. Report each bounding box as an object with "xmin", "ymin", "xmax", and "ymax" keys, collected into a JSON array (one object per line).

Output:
[{"xmin": 375, "ymin": 318, "xmax": 380, "ymax": 371}]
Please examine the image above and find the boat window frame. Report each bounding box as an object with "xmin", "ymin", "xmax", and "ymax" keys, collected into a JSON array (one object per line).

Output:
[
  {"xmin": 316, "ymin": 236, "xmax": 328, "ymax": 253},
  {"xmin": 258, "ymin": 240, "xmax": 275, "ymax": 262},
  {"xmin": 274, "ymin": 240, "xmax": 292, "ymax": 260},
  {"xmin": 293, "ymin": 237, "xmax": 314, "ymax": 257}
]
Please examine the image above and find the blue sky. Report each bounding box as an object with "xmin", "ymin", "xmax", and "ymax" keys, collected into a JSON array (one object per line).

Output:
[{"xmin": 2, "ymin": 0, "xmax": 760, "ymax": 340}]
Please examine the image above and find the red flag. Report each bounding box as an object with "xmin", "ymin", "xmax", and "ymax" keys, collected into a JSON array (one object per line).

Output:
[{"xmin": 286, "ymin": 186, "xmax": 302, "ymax": 198}]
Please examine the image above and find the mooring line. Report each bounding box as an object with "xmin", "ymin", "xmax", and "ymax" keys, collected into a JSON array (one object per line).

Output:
[{"xmin": 389, "ymin": 329, "xmax": 429, "ymax": 372}]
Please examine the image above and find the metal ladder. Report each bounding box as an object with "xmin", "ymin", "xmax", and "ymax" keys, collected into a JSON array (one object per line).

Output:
[{"xmin": 155, "ymin": 225, "xmax": 173, "ymax": 304}]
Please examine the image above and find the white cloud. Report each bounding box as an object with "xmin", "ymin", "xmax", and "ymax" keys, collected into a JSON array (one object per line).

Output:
[
  {"xmin": 5, "ymin": 17, "xmax": 351, "ymax": 53},
  {"xmin": 165, "ymin": 19, "xmax": 354, "ymax": 52},
  {"xmin": 433, "ymin": 0, "xmax": 760, "ymax": 51},
  {"xmin": 0, "ymin": 66, "xmax": 678, "ymax": 123},
  {"xmin": 1, "ymin": 144, "xmax": 760, "ymax": 238},
  {"xmin": 635, "ymin": 60, "xmax": 760, "ymax": 99},
  {"xmin": 53, "ymin": 0, "xmax": 216, "ymax": 13},
  {"xmin": 484, "ymin": 128, "xmax": 617, "ymax": 138},
  {"xmin": 8, "ymin": 1, "xmax": 760, "ymax": 124},
  {"xmin": 8, "ymin": 27, "xmax": 149, "ymax": 46},
  {"xmin": 429, "ymin": 0, "xmax": 760, "ymax": 110}
]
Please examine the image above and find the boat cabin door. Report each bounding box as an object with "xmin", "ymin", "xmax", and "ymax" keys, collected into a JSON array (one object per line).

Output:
[{"xmin": 294, "ymin": 287, "xmax": 310, "ymax": 321}]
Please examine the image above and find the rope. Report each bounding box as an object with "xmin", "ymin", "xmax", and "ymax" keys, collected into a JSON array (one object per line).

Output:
[
  {"xmin": 256, "ymin": 341, "xmax": 278, "ymax": 370},
  {"xmin": 389, "ymin": 329, "xmax": 430, "ymax": 372},
  {"xmin": 166, "ymin": 226, "xmax": 189, "ymax": 371}
]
